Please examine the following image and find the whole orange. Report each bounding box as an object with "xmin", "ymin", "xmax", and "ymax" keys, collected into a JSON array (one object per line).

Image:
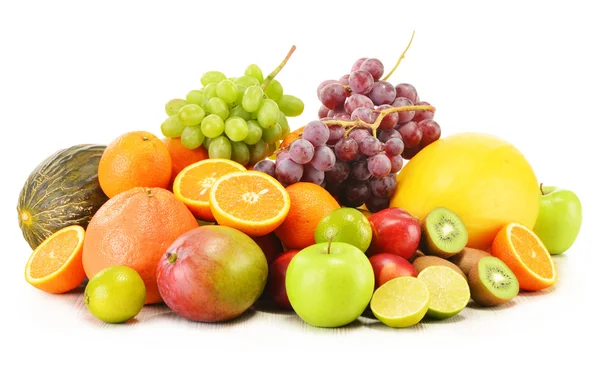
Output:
[
  {"xmin": 82, "ymin": 187, "xmax": 199, "ymax": 304},
  {"xmin": 98, "ymin": 131, "xmax": 172, "ymax": 198},
  {"xmin": 163, "ymin": 137, "xmax": 208, "ymax": 187},
  {"xmin": 274, "ymin": 183, "xmax": 340, "ymax": 250}
]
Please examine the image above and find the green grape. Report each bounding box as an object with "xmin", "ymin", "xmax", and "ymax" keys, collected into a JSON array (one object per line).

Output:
[
  {"xmin": 231, "ymin": 141, "xmax": 250, "ymax": 166},
  {"xmin": 208, "ymin": 136, "xmax": 232, "ymax": 159},
  {"xmin": 251, "ymin": 111, "xmax": 259, "ymax": 119},
  {"xmin": 235, "ymin": 84, "xmax": 246, "ymax": 106},
  {"xmin": 202, "ymin": 82, "xmax": 219, "ymax": 110},
  {"xmin": 264, "ymin": 79, "xmax": 283, "ymax": 101},
  {"xmin": 267, "ymin": 142, "xmax": 277, "ymax": 156},
  {"xmin": 161, "ymin": 115, "xmax": 186, "ymax": 138},
  {"xmin": 257, "ymin": 99, "xmax": 280, "ymax": 129},
  {"xmin": 244, "ymin": 64, "xmax": 264, "ymax": 84},
  {"xmin": 235, "ymin": 75, "xmax": 260, "ymax": 87},
  {"xmin": 229, "ymin": 104, "xmax": 252, "ymax": 120},
  {"xmin": 181, "ymin": 125, "xmax": 205, "ymax": 149},
  {"xmin": 201, "ymin": 114, "xmax": 225, "ymax": 138},
  {"xmin": 248, "ymin": 139, "xmax": 267, "ymax": 165},
  {"xmin": 228, "ymin": 77, "xmax": 237, "ymax": 82},
  {"xmin": 242, "ymin": 86, "xmax": 264, "ymax": 113},
  {"xmin": 165, "ymin": 99, "xmax": 188, "ymax": 116},
  {"xmin": 243, "ymin": 120, "xmax": 263, "ymax": 145},
  {"xmin": 216, "ymin": 80, "xmax": 238, "ymax": 104},
  {"xmin": 277, "ymin": 94, "xmax": 304, "ymax": 117},
  {"xmin": 224, "ymin": 117, "xmax": 249, "ymax": 142},
  {"xmin": 186, "ymin": 90, "xmax": 203, "ymax": 105},
  {"xmin": 262, "ymin": 123, "xmax": 282, "ymax": 144},
  {"xmin": 178, "ymin": 104, "xmax": 206, "ymax": 126},
  {"xmin": 201, "ymin": 71, "xmax": 226, "ymax": 86},
  {"xmin": 202, "ymin": 137, "xmax": 212, "ymax": 149},
  {"xmin": 206, "ymin": 97, "xmax": 229, "ymax": 120},
  {"xmin": 277, "ymin": 111, "xmax": 291, "ymax": 138}
]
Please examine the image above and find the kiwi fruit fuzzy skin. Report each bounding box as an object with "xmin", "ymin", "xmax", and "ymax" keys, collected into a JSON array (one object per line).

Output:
[
  {"xmin": 449, "ymin": 248, "xmax": 491, "ymax": 276},
  {"xmin": 412, "ymin": 255, "xmax": 467, "ymax": 281}
]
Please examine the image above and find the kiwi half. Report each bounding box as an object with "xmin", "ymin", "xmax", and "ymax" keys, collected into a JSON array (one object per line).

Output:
[
  {"xmin": 420, "ymin": 207, "xmax": 468, "ymax": 258},
  {"xmin": 468, "ymin": 256, "xmax": 519, "ymax": 307},
  {"xmin": 410, "ymin": 249, "xmax": 425, "ymax": 262},
  {"xmin": 412, "ymin": 255, "xmax": 467, "ymax": 281},
  {"xmin": 449, "ymin": 248, "xmax": 491, "ymax": 276}
]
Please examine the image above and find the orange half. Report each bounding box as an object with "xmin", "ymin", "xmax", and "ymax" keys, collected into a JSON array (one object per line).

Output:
[
  {"xmin": 209, "ymin": 171, "xmax": 291, "ymax": 237},
  {"xmin": 491, "ymin": 223, "xmax": 557, "ymax": 291},
  {"xmin": 25, "ymin": 225, "xmax": 86, "ymax": 294},
  {"xmin": 173, "ymin": 159, "xmax": 246, "ymax": 221}
]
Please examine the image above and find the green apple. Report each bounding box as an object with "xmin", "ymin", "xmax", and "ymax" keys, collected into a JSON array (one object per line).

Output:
[
  {"xmin": 533, "ymin": 184, "xmax": 582, "ymax": 255},
  {"xmin": 285, "ymin": 241, "xmax": 375, "ymax": 328}
]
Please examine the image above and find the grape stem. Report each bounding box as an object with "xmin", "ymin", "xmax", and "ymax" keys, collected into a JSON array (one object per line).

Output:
[
  {"xmin": 382, "ymin": 31, "xmax": 415, "ymax": 81},
  {"xmin": 262, "ymin": 45, "xmax": 297, "ymax": 90}
]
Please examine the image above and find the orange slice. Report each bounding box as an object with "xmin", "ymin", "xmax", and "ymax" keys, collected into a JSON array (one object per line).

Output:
[
  {"xmin": 173, "ymin": 159, "xmax": 246, "ymax": 221},
  {"xmin": 209, "ymin": 171, "xmax": 291, "ymax": 237},
  {"xmin": 491, "ymin": 223, "xmax": 557, "ymax": 291},
  {"xmin": 25, "ymin": 225, "xmax": 86, "ymax": 294}
]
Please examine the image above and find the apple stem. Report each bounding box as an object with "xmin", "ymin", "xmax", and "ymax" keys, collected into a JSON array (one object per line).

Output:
[
  {"xmin": 166, "ymin": 252, "xmax": 177, "ymax": 264},
  {"xmin": 327, "ymin": 237, "xmax": 333, "ymax": 254},
  {"xmin": 540, "ymin": 182, "xmax": 544, "ymax": 194},
  {"xmin": 262, "ymin": 45, "xmax": 297, "ymax": 90},
  {"xmin": 382, "ymin": 30, "xmax": 415, "ymax": 81}
]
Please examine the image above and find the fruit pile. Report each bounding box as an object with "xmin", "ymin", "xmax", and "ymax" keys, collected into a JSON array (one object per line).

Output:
[{"xmin": 16, "ymin": 37, "xmax": 583, "ymax": 329}]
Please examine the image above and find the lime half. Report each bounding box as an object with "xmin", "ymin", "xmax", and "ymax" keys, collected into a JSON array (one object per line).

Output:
[
  {"xmin": 417, "ymin": 265, "xmax": 470, "ymax": 319},
  {"xmin": 370, "ymin": 276, "xmax": 430, "ymax": 328}
]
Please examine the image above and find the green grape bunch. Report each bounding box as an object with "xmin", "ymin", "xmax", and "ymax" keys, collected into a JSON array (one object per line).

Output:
[{"xmin": 160, "ymin": 48, "xmax": 304, "ymax": 167}]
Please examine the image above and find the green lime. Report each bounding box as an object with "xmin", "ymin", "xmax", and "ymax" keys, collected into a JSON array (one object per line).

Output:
[
  {"xmin": 84, "ymin": 266, "xmax": 146, "ymax": 323},
  {"xmin": 314, "ymin": 207, "xmax": 372, "ymax": 252},
  {"xmin": 370, "ymin": 276, "xmax": 430, "ymax": 328},
  {"xmin": 417, "ymin": 265, "xmax": 470, "ymax": 319}
]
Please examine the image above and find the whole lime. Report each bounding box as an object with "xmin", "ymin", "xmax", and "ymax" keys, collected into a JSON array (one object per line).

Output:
[
  {"xmin": 84, "ymin": 265, "xmax": 146, "ymax": 323},
  {"xmin": 314, "ymin": 207, "xmax": 372, "ymax": 252}
]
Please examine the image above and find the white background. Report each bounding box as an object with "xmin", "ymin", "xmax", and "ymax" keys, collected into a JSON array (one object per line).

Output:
[{"xmin": 0, "ymin": 0, "xmax": 597, "ymax": 364}]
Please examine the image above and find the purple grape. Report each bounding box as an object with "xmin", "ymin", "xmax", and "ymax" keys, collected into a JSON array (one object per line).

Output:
[
  {"xmin": 385, "ymin": 137, "xmax": 404, "ymax": 156},
  {"xmin": 359, "ymin": 136, "xmax": 383, "ymax": 157},
  {"xmin": 331, "ymin": 111, "xmax": 350, "ymax": 121},
  {"xmin": 348, "ymin": 128, "xmax": 371, "ymax": 145},
  {"xmin": 368, "ymin": 154, "xmax": 392, "ymax": 178},
  {"xmin": 350, "ymin": 159, "xmax": 371, "ymax": 181},
  {"xmin": 325, "ymin": 159, "xmax": 350, "ymax": 183},
  {"xmin": 253, "ymin": 160, "xmax": 276, "ymax": 177},
  {"xmin": 389, "ymin": 154, "xmax": 404, "ymax": 173},
  {"xmin": 275, "ymin": 158, "xmax": 304, "ymax": 186},
  {"xmin": 360, "ymin": 58, "xmax": 384, "ymax": 81},
  {"xmin": 318, "ymin": 105, "xmax": 330, "ymax": 119},
  {"xmin": 369, "ymin": 81, "xmax": 396, "ymax": 105},
  {"xmin": 413, "ymin": 101, "xmax": 435, "ymax": 122},
  {"xmin": 349, "ymin": 70, "xmax": 374, "ymax": 95},
  {"xmin": 325, "ymin": 179, "xmax": 345, "ymax": 197},
  {"xmin": 311, "ymin": 145, "xmax": 336, "ymax": 171},
  {"xmin": 301, "ymin": 164, "xmax": 325, "ymax": 185},
  {"xmin": 391, "ymin": 97, "xmax": 416, "ymax": 123},
  {"xmin": 376, "ymin": 104, "xmax": 399, "ymax": 130},
  {"xmin": 351, "ymin": 107, "xmax": 375, "ymax": 124},
  {"xmin": 276, "ymin": 150, "xmax": 290, "ymax": 164},
  {"xmin": 340, "ymin": 180, "xmax": 370, "ymax": 208},
  {"xmin": 370, "ymin": 174, "xmax": 397, "ymax": 198},
  {"xmin": 351, "ymin": 58, "xmax": 368, "ymax": 72},
  {"xmin": 317, "ymin": 80, "xmax": 339, "ymax": 98},
  {"xmin": 339, "ymin": 74, "xmax": 350, "ymax": 85},
  {"xmin": 344, "ymin": 94, "xmax": 374, "ymax": 115},
  {"xmin": 289, "ymin": 139, "xmax": 315, "ymax": 164},
  {"xmin": 302, "ymin": 120, "xmax": 330, "ymax": 147},
  {"xmin": 398, "ymin": 121, "xmax": 422, "ymax": 148},
  {"xmin": 401, "ymin": 146, "xmax": 420, "ymax": 160},
  {"xmin": 377, "ymin": 129, "xmax": 401, "ymax": 143},
  {"xmin": 418, "ymin": 119, "xmax": 441, "ymax": 147},
  {"xmin": 319, "ymin": 83, "xmax": 347, "ymax": 110},
  {"xmin": 395, "ymin": 83, "xmax": 419, "ymax": 104},
  {"xmin": 334, "ymin": 137, "xmax": 359, "ymax": 162},
  {"xmin": 365, "ymin": 195, "xmax": 390, "ymax": 213},
  {"xmin": 327, "ymin": 124, "xmax": 345, "ymax": 145}
]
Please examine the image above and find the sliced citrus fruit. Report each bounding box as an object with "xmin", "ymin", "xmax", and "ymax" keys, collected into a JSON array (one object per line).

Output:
[
  {"xmin": 417, "ymin": 265, "xmax": 470, "ymax": 319},
  {"xmin": 209, "ymin": 171, "xmax": 291, "ymax": 237},
  {"xmin": 25, "ymin": 225, "xmax": 86, "ymax": 294},
  {"xmin": 370, "ymin": 276, "xmax": 430, "ymax": 328},
  {"xmin": 491, "ymin": 222, "xmax": 557, "ymax": 291},
  {"xmin": 173, "ymin": 158, "xmax": 246, "ymax": 222}
]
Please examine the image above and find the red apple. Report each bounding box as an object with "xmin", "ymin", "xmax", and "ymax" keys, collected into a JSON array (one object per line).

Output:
[
  {"xmin": 369, "ymin": 253, "xmax": 417, "ymax": 289},
  {"xmin": 251, "ymin": 233, "xmax": 283, "ymax": 264},
  {"xmin": 156, "ymin": 226, "xmax": 268, "ymax": 322},
  {"xmin": 264, "ymin": 250, "xmax": 300, "ymax": 309},
  {"xmin": 366, "ymin": 207, "xmax": 421, "ymax": 260}
]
